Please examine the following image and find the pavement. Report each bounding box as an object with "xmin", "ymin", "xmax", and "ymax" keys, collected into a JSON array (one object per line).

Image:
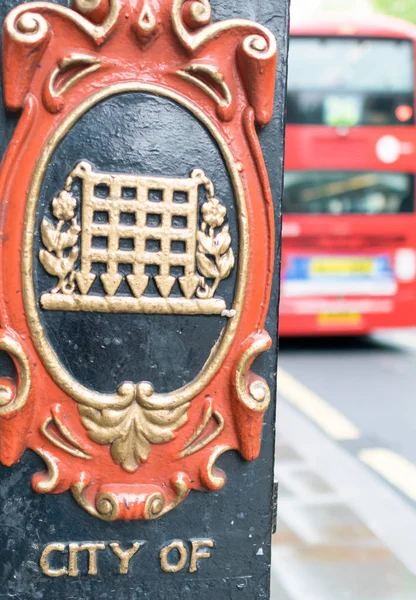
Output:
[{"xmin": 271, "ymin": 329, "xmax": 416, "ymax": 599}]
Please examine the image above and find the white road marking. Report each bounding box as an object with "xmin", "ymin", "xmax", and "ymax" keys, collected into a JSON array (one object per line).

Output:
[
  {"xmin": 275, "ymin": 401, "xmax": 416, "ymax": 576},
  {"xmin": 278, "ymin": 368, "xmax": 360, "ymax": 441},
  {"xmin": 359, "ymin": 448, "xmax": 416, "ymax": 502}
]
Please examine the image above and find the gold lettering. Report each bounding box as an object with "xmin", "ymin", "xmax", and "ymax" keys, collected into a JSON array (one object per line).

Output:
[
  {"xmin": 109, "ymin": 542, "xmax": 142, "ymax": 574},
  {"xmin": 41, "ymin": 537, "xmax": 214, "ymax": 577},
  {"xmin": 160, "ymin": 540, "xmax": 188, "ymax": 573},
  {"xmin": 68, "ymin": 543, "xmax": 106, "ymax": 576},
  {"xmin": 189, "ymin": 539, "xmax": 215, "ymax": 573},
  {"xmin": 40, "ymin": 543, "xmax": 68, "ymax": 578}
]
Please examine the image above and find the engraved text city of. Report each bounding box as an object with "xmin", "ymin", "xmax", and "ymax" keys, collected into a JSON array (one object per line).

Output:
[{"xmin": 40, "ymin": 538, "xmax": 215, "ymax": 577}]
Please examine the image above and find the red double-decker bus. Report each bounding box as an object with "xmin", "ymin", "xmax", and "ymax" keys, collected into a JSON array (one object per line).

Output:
[{"xmin": 280, "ymin": 13, "xmax": 416, "ymax": 336}]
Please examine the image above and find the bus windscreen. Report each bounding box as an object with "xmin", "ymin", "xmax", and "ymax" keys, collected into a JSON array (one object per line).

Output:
[
  {"xmin": 287, "ymin": 37, "xmax": 414, "ymax": 126},
  {"xmin": 283, "ymin": 171, "xmax": 414, "ymax": 215}
]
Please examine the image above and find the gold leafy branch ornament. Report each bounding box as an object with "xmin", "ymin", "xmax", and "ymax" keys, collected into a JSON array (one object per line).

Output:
[
  {"xmin": 194, "ymin": 170, "xmax": 235, "ymax": 299},
  {"xmin": 79, "ymin": 392, "xmax": 190, "ymax": 473},
  {"xmin": 39, "ymin": 174, "xmax": 81, "ymax": 295}
]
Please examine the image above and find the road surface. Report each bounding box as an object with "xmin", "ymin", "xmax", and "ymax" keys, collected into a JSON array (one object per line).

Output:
[{"xmin": 271, "ymin": 329, "xmax": 416, "ymax": 600}]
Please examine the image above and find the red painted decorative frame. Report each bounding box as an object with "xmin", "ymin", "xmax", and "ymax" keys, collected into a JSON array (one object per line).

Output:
[{"xmin": 0, "ymin": 0, "xmax": 277, "ymax": 520}]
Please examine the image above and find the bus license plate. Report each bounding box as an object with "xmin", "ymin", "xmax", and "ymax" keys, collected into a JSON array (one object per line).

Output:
[
  {"xmin": 318, "ymin": 313, "xmax": 362, "ymax": 326},
  {"xmin": 311, "ymin": 258, "xmax": 374, "ymax": 276}
]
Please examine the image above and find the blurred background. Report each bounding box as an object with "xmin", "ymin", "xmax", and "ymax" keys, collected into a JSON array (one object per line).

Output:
[{"xmin": 272, "ymin": 0, "xmax": 416, "ymax": 598}]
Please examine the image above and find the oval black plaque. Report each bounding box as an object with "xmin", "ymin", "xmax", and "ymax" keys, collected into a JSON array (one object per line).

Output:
[{"xmin": 33, "ymin": 92, "xmax": 238, "ymax": 394}]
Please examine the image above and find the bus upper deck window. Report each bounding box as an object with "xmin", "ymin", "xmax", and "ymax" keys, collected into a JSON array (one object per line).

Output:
[{"xmin": 287, "ymin": 37, "xmax": 415, "ymax": 126}]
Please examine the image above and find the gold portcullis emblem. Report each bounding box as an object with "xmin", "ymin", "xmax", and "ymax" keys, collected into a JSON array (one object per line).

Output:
[{"xmin": 39, "ymin": 161, "xmax": 235, "ymax": 315}]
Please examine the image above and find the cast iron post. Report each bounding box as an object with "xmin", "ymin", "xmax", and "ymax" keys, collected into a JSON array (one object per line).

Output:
[{"xmin": 0, "ymin": 0, "xmax": 289, "ymax": 598}]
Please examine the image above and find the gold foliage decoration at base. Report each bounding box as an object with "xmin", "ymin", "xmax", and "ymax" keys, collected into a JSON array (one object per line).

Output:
[{"xmin": 79, "ymin": 393, "xmax": 190, "ymax": 472}]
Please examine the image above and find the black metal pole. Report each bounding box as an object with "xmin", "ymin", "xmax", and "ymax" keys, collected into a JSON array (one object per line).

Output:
[{"xmin": 0, "ymin": 1, "xmax": 289, "ymax": 598}]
